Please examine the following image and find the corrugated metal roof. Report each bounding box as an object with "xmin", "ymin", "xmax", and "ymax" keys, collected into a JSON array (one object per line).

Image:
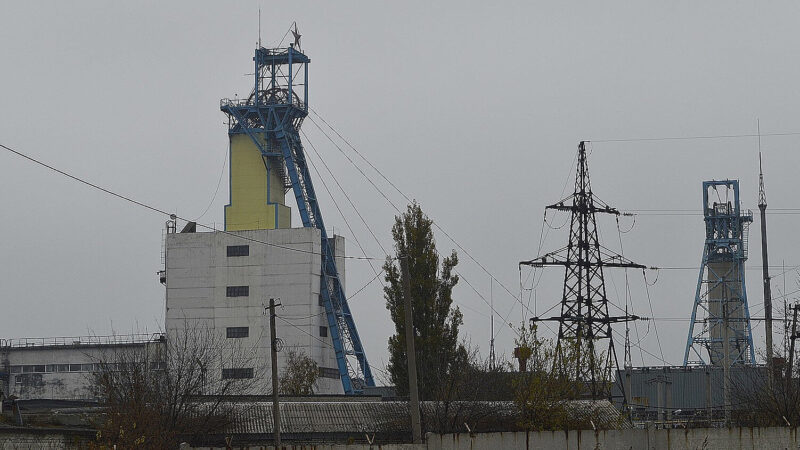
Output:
[{"xmin": 218, "ymin": 399, "xmax": 625, "ymax": 435}]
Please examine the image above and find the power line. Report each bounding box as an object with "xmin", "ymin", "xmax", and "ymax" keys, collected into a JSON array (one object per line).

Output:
[
  {"xmin": 302, "ymin": 131, "xmax": 385, "ymax": 282},
  {"xmin": 283, "ymin": 269, "xmax": 385, "ymax": 323},
  {"xmin": 613, "ymin": 328, "xmax": 670, "ymax": 365},
  {"xmin": 195, "ymin": 147, "xmax": 228, "ymax": 221},
  {"xmin": 589, "ymin": 130, "xmax": 800, "ymax": 144},
  {"xmin": 306, "ymin": 116, "xmax": 402, "ymax": 214},
  {"xmin": 302, "ymin": 128, "xmax": 517, "ymax": 333},
  {"xmin": 301, "ymin": 129, "xmax": 388, "ymax": 256},
  {"xmin": 308, "ymin": 110, "xmax": 529, "ymax": 315},
  {"xmin": 0, "ymin": 142, "xmax": 385, "ymax": 261},
  {"xmin": 277, "ymin": 314, "xmax": 393, "ymax": 383}
]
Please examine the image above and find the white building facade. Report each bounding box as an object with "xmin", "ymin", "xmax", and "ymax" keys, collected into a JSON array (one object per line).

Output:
[
  {"xmin": 1, "ymin": 335, "xmax": 163, "ymax": 400},
  {"xmin": 164, "ymin": 225, "xmax": 346, "ymax": 394}
]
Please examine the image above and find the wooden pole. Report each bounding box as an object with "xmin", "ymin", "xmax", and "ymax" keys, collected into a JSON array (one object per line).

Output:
[
  {"xmin": 787, "ymin": 304, "xmax": 799, "ymax": 382},
  {"xmin": 270, "ymin": 298, "xmax": 281, "ymax": 448}
]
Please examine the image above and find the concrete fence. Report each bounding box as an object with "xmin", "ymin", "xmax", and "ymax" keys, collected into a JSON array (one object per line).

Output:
[
  {"xmin": 427, "ymin": 427, "xmax": 799, "ymax": 449},
  {"xmin": 3, "ymin": 427, "xmax": 799, "ymax": 449},
  {"xmin": 181, "ymin": 427, "xmax": 800, "ymax": 450}
]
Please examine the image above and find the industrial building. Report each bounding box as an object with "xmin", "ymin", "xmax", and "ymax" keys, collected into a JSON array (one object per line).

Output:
[
  {"xmin": 612, "ymin": 365, "xmax": 767, "ymax": 426},
  {"xmin": 1, "ymin": 41, "xmax": 372, "ymax": 400},
  {"xmin": 1, "ymin": 334, "xmax": 164, "ymax": 400},
  {"xmin": 163, "ymin": 225, "xmax": 347, "ymax": 394},
  {"xmin": 610, "ymin": 180, "xmax": 767, "ymax": 427}
]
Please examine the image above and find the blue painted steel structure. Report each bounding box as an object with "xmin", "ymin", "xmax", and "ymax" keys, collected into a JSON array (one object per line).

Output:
[
  {"xmin": 684, "ymin": 180, "xmax": 755, "ymax": 366},
  {"xmin": 220, "ymin": 45, "xmax": 375, "ymax": 394}
]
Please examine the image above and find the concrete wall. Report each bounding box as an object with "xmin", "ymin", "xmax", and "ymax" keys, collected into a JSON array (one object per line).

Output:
[
  {"xmin": 427, "ymin": 428, "xmax": 799, "ymax": 449},
  {"xmin": 184, "ymin": 428, "xmax": 800, "ymax": 450},
  {"xmin": 165, "ymin": 227, "xmax": 345, "ymax": 394},
  {"xmin": 3, "ymin": 428, "xmax": 795, "ymax": 449}
]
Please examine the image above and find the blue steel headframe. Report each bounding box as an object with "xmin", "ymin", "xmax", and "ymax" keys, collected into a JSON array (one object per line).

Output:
[
  {"xmin": 684, "ymin": 180, "xmax": 755, "ymax": 366},
  {"xmin": 220, "ymin": 45, "xmax": 374, "ymax": 394}
]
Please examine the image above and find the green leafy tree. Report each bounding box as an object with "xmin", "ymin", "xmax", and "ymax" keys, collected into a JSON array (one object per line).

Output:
[
  {"xmin": 513, "ymin": 323, "xmax": 615, "ymax": 430},
  {"xmin": 383, "ymin": 202, "xmax": 466, "ymax": 399}
]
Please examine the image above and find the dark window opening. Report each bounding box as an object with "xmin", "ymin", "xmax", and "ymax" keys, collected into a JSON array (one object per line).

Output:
[
  {"xmin": 222, "ymin": 368, "xmax": 254, "ymax": 379},
  {"xmin": 319, "ymin": 326, "xmax": 328, "ymax": 338},
  {"xmin": 319, "ymin": 367, "xmax": 340, "ymax": 379},
  {"xmin": 226, "ymin": 286, "xmax": 249, "ymax": 297},
  {"xmin": 226, "ymin": 327, "xmax": 249, "ymax": 338},
  {"xmin": 227, "ymin": 245, "xmax": 250, "ymax": 257}
]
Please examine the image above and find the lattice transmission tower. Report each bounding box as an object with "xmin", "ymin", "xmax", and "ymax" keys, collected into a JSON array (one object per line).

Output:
[
  {"xmin": 521, "ymin": 141, "xmax": 645, "ymax": 399},
  {"xmin": 220, "ymin": 40, "xmax": 374, "ymax": 394}
]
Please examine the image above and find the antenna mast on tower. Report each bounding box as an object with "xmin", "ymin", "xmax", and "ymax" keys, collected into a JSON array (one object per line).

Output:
[{"xmin": 758, "ymin": 121, "xmax": 774, "ymax": 377}]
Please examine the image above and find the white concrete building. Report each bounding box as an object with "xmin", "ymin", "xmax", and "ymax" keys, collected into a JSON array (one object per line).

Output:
[
  {"xmin": 1, "ymin": 334, "xmax": 164, "ymax": 400},
  {"xmin": 163, "ymin": 225, "xmax": 346, "ymax": 394}
]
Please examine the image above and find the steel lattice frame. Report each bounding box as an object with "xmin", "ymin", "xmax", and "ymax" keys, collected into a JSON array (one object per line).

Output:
[
  {"xmin": 220, "ymin": 45, "xmax": 374, "ymax": 394},
  {"xmin": 522, "ymin": 142, "xmax": 644, "ymax": 399},
  {"xmin": 683, "ymin": 180, "xmax": 755, "ymax": 366}
]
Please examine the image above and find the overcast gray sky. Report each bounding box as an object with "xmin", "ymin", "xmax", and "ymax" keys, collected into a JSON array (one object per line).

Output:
[{"xmin": 3, "ymin": 1, "xmax": 800, "ymax": 380}]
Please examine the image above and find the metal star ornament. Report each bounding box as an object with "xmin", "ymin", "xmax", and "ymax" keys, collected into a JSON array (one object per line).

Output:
[{"xmin": 292, "ymin": 23, "xmax": 301, "ymax": 50}]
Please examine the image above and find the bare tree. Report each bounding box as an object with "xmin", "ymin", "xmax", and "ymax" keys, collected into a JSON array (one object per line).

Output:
[
  {"xmin": 89, "ymin": 323, "xmax": 260, "ymax": 449},
  {"xmin": 731, "ymin": 354, "xmax": 800, "ymax": 427},
  {"xmin": 279, "ymin": 349, "xmax": 319, "ymax": 395}
]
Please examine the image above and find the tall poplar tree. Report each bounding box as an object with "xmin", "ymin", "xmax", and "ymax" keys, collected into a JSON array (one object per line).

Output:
[{"xmin": 384, "ymin": 202, "xmax": 466, "ymax": 399}]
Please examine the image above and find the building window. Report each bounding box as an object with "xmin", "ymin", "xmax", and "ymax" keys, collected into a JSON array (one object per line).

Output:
[
  {"xmin": 227, "ymin": 245, "xmax": 250, "ymax": 257},
  {"xmin": 226, "ymin": 285, "xmax": 249, "ymax": 297},
  {"xmin": 319, "ymin": 326, "xmax": 328, "ymax": 338},
  {"xmin": 318, "ymin": 295, "xmax": 324, "ymax": 306},
  {"xmin": 319, "ymin": 367, "xmax": 340, "ymax": 379},
  {"xmin": 222, "ymin": 368, "xmax": 254, "ymax": 379},
  {"xmin": 9, "ymin": 366, "xmax": 21, "ymax": 374},
  {"xmin": 226, "ymin": 327, "xmax": 249, "ymax": 338}
]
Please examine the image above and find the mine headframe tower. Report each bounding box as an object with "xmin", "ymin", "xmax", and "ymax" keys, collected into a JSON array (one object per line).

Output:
[
  {"xmin": 683, "ymin": 180, "xmax": 755, "ymax": 366},
  {"xmin": 220, "ymin": 43, "xmax": 374, "ymax": 394},
  {"xmin": 521, "ymin": 142, "xmax": 645, "ymax": 400}
]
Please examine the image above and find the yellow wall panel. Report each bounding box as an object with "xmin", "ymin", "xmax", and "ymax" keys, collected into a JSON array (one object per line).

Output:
[{"xmin": 225, "ymin": 134, "xmax": 292, "ymax": 231}]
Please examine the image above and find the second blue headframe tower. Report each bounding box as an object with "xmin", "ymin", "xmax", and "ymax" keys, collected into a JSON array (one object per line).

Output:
[{"xmin": 684, "ymin": 180, "xmax": 755, "ymax": 366}]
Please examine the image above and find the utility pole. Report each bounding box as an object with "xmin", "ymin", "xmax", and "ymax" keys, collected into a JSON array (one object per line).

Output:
[
  {"xmin": 269, "ymin": 298, "xmax": 282, "ymax": 448},
  {"xmin": 489, "ymin": 277, "xmax": 496, "ymax": 371},
  {"xmin": 787, "ymin": 303, "xmax": 799, "ymax": 383},
  {"xmin": 400, "ymin": 255, "xmax": 422, "ymax": 444},
  {"xmin": 758, "ymin": 144, "xmax": 774, "ymax": 384}
]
